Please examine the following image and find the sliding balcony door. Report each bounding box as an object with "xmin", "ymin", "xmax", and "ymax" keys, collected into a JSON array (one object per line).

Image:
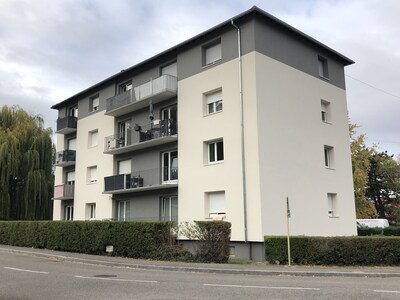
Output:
[{"xmin": 162, "ymin": 150, "xmax": 178, "ymax": 183}]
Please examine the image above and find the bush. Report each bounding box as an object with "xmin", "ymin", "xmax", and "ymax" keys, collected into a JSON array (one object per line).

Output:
[
  {"xmin": 265, "ymin": 236, "xmax": 400, "ymax": 265},
  {"xmin": 357, "ymin": 226, "xmax": 400, "ymax": 236},
  {"xmin": 383, "ymin": 226, "xmax": 400, "ymax": 236},
  {"xmin": 180, "ymin": 221, "xmax": 231, "ymax": 263},
  {"xmin": 0, "ymin": 221, "xmax": 175, "ymax": 259}
]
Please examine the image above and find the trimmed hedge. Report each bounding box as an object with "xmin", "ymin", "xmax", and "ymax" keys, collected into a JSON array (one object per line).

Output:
[
  {"xmin": 0, "ymin": 221, "xmax": 179, "ymax": 259},
  {"xmin": 265, "ymin": 236, "xmax": 400, "ymax": 265},
  {"xmin": 357, "ymin": 226, "xmax": 400, "ymax": 236}
]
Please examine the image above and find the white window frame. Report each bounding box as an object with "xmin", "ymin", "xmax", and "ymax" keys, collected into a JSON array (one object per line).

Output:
[
  {"xmin": 64, "ymin": 205, "xmax": 74, "ymax": 221},
  {"xmin": 161, "ymin": 62, "xmax": 177, "ymax": 77},
  {"xmin": 67, "ymin": 137, "xmax": 77, "ymax": 151},
  {"xmin": 89, "ymin": 130, "xmax": 98, "ymax": 148},
  {"xmin": 66, "ymin": 171, "xmax": 75, "ymax": 185},
  {"xmin": 321, "ymin": 100, "xmax": 330, "ymax": 123},
  {"xmin": 327, "ymin": 193, "xmax": 337, "ymax": 217},
  {"xmin": 207, "ymin": 191, "xmax": 225, "ymax": 218},
  {"xmin": 324, "ymin": 146, "xmax": 334, "ymax": 169},
  {"xmin": 318, "ymin": 56, "xmax": 329, "ymax": 79},
  {"xmin": 88, "ymin": 166, "xmax": 97, "ymax": 184},
  {"xmin": 119, "ymin": 81, "xmax": 132, "ymax": 93},
  {"xmin": 204, "ymin": 41, "xmax": 221, "ymax": 66},
  {"xmin": 69, "ymin": 105, "xmax": 78, "ymax": 118},
  {"xmin": 90, "ymin": 95, "xmax": 99, "ymax": 112},
  {"xmin": 118, "ymin": 159, "xmax": 131, "ymax": 175},
  {"xmin": 206, "ymin": 90, "xmax": 223, "ymax": 115},
  {"xmin": 118, "ymin": 201, "xmax": 129, "ymax": 221},
  {"xmin": 162, "ymin": 150, "xmax": 178, "ymax": 183},
  {"xmin": 87, "ymin": 203, "xmax": 96, "ymax": 220},
  {"xmin": 208, "ymin": 140, "xmax": 224, "ymax": 164},
  {"xmin": 161, "ymin": 196, "xmax": 178, "ymax": 222}
]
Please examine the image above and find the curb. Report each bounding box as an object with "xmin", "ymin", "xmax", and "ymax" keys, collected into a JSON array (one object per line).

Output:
[{"xmin": 2, "ymin": 247, "xmax": 400, "ymax": 278}]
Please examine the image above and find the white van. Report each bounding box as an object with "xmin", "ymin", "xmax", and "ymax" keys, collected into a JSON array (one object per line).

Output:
[{"xmin": 356, "ymin": 219, "xmax": 389, "ymax": 228}]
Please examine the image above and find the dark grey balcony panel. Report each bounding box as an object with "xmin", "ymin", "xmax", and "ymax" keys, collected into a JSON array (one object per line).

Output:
[
  {"xmin": 55, "ymin": 150, "xmax": 76, "ymax": 167},
  {"xmin": 56, "ymin": 116, "xmax": 77, "ymax": 134}
]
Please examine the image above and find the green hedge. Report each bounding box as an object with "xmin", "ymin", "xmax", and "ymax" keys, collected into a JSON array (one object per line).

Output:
[
  {"xmin": 265, "ymin": 236, "xmax": 400, "ymax": 265},
  {"xmin": 357, "ymin": 226, "xmax": 400, "ymax": 236},
  {"xmin": 0, "ymin": 221, "xmax": 177, "ymax": 259}
]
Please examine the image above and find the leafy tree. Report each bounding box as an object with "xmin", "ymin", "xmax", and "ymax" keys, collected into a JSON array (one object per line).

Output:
[
  {"xmin": 350, "ymin": 123, "xmax": 377, "ymax": 218},
  {"xmin": 366, "ymin": 151, "xmax": 400, "ymax": 222},
  {"xmin": 0, "ymin": 105, "xmax": 54, "ymax": 220}
]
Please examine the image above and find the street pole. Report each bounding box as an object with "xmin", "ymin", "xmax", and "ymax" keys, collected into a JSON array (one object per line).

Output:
[{"xmin": 286, "ymin": 196, "xmax": 291, "ymax": 267}]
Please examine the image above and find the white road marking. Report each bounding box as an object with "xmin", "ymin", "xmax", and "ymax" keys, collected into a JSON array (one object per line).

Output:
[
  {"xmin": 74, "ymin": 275, "xmax": 158, "ymax": 283},
  {"xmin": 4, "ymin": 267, "xmax": 49, "ymax": 274},
  {"xmin": 204, "ymin": 283, "xmax": 320, "ymax": 291},
  {"xmin": 374, "ymin": 290, "xmax": 400, "ymax": 294}
]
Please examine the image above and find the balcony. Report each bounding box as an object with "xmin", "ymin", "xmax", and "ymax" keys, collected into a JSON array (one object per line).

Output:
[
  {"xmin": 104, "ymin": 119, "xmax": 177, "ymax": 155},
  {"xmin": 104, "ymin": 167, "xmax": 178, "ymax": 194},
  {"xmin": 105, "ymin": 74, "xmax": 177, "ymax": 117},
  {"xmin": 53, "ymin": 184, "xmax": 74, "ymax": 200},
  {"xmin": 55, "ymin": 150, "xmax": 76, "ymax": 167},
  {"xmin": 56, "ymin": 116, "xmax": 77, "ymax": 134}
]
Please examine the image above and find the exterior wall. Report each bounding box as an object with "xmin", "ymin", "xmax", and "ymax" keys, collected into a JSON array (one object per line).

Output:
[
  {"xmin": 255, "ymin": 51, "xmax": 356, "ymax": 236},
  {"xmin": 178, "ymin": 55, "xmax": 263, "ymax": 242}
]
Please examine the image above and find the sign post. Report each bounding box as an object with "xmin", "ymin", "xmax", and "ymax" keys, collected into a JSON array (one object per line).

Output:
[{"xmin": 286, "ymin": 197, "xmax": 291, "ymax": 267}]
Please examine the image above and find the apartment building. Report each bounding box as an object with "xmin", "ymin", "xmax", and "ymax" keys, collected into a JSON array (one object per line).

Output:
[{"xmin": 52, "ymin": 6, "xmax": 357, "ymax": 260}]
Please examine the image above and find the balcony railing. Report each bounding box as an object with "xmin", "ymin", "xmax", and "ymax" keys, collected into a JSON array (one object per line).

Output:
[
  {"xmin": 56, "ymin": 116, "xmax": 77, "ymax": 134},
  {"xmin": 105, "ymin": 74, "xmax": 177, "ymax": 116},
  {"xmin": 104, "ymin": 167, "xmax": 178, "ymax": 193},
  {"xmin": 55, "ymin": 150, "xmax": 76, "ymax": 167},
  {"xmin": 53, "ymin": 184, "xmax": 74, "ymax": 200},
  {"xmin": 104, "ymin": 119, "xmax": 177, "ymax": 154}
]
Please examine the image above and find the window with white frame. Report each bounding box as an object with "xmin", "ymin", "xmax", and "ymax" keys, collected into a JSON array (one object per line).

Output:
[
  {"xmin": 88, "ymin": 130, "xmax": 98, "ymax": 148},
  {"xmin": 119, "ymin": 81, "xmax": 132, "ymax": 93},
  {"xmin": 207, "ymin": 191, "xmax": 225, "ymax": 218},
  {"xmin": 318, "ymin": 56, "xmax": 329, "ymax": 78},
  {"xmin": 324, "ymin": 146, "xmax": 334, "ymax": 168},
  {"xmin": 66, "ymin": 171, "xmax": 75, "ymax": 185},
  {"xmin": 208, "ymin": 140, "xmax": 224, "ymax": 163},
  {"xmin": 204, "ymin": 41, "xmax": 221, "ymax": 66},
  {"xmin": 69, "ymin": 105, "xmax": 78, "ymax": 117},
  {"xmin": 162, "ymin": 150, "xmax": 178, "ymax": 182},
  {"xmin": 327, "ymin": 193, "xmax": 337, "ymax": 217},
  {"xmin": 118, "ymin": 201, "xmax": 129, "ymax": 221},
  {"xmin": 118, "ymin": 159, "xmax": 131, "ymax": 175},
  {"xmin": 206, "ymin": 90, "xmax": 222, "ymax": 115},
  {"xmin": 90, "ymin": 95, "xmax": 99, "ymax": 112},
  {"xmin": 161, "ymin": 196, "xmax": 178, "ymax": 222},
  {"xmin": 87, "ymin": 203, "xmax": 96, "ymax": 220},
  {"xmin": 88, "ymin": 166, "xmax": 97, "ymax": 184},
  {"xmin": 64, "ymin": 205, "xmax": 74, "ymax": 221},
  {"xmin": 321, "ymin": 100, "xmax": 330, "ymax": 123}
]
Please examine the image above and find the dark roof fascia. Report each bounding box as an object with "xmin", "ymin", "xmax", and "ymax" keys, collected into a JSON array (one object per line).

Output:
[{"xmin": 51, "ymin": 6, "xmax": 354, "ymax": 110}]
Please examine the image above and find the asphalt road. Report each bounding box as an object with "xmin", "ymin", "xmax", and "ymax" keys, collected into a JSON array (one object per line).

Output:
[{"xmin": 1, "ymin": 251, "xmax": 400, "ymax": 299}]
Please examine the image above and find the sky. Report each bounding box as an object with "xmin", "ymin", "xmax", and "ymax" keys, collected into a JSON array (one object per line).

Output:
[{"xmin": 0, "ymin": 0, "xmax": 399, "ymax": 156}]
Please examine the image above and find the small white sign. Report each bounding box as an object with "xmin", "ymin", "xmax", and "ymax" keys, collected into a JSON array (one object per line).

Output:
[{"xmin": 106, "ymin": 245, "xmax": 114, "ymax": 253}]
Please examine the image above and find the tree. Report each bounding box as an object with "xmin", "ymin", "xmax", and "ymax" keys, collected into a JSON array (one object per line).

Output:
[
  {"xmin": 0, "ymin": 105, "xmax": 54, "ymax": 220},
  {"xmin": 366, "ymin": 151, "xmax": 400, "ymax": 222},
  {"xmin": 349, "ymin": 123, "xmax": 377, "ymax": 218}
]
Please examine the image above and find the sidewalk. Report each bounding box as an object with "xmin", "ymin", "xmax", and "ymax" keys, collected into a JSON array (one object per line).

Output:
[{"xmin": 1, "ymin": 245, "xmax": 400, "ymax": 278}]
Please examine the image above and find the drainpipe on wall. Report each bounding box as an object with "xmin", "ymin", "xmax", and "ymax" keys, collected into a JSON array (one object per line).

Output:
[{"xmin": 231, "ymin": 19, "xmax": 250, "ymax": 259}]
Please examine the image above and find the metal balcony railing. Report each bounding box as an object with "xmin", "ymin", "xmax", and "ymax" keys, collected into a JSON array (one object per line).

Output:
[
  {"xmin": 104, "ymin": 119, "xmax": 177, "ymax": 153},
  {"xmin": 56, "ymin": 116, "xmax": 77, "ymax": 134},
  {"xmin": 106, "ymin": 74, "xmax": 177, "ymax": 116},
  {"xmin": 55, "ymin": 150, "xmax": 76, "ymax": 166},
  {"xmin": 54, "ymin": 184, "xmax": 74, "ymax": 200},
  {"xmin": 104, "ymin": 167, "xmax": 178, "ymax": 193}
]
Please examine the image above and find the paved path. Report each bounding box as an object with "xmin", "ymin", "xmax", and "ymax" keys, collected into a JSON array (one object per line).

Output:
[{"xmin": 1, "ymin": 245, "xmax": 400, "ymax": 278}]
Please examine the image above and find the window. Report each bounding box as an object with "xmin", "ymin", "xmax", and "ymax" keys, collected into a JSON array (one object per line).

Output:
[
  {"xmin": 87, "ymin": 203, "xmax": 96, "ymax": 220},
  {"xmin": 64, "ymin": 205, "xmax": 74, "ymax": 221},
  {"xmin": 324, "ymin": 146, "xmax": 334, "ymax": 168},
  {"xmin": 118, "ymin": 159, "xmax": 131, "ymax": 175},
  {"xmin": 66, "ymin": 171, "xmax": 75, "ymax": 185},
  {"xmin": 88, "ymin": 166, "xmax": 97, "ymax": 184},
  {"xmin": 318, "ymin": 56, "xmax": 329, "ymax": 78},
  {"xmin": 118, "ymin": 201, "xmax": 129, "ymax": 221},
  {"xmin": 204, "ymin": 41, "xmax": 221, "ymax": 66},
  {"xmin": 161, "ymin": 106, "xmax": 177, "ymax": 135},
  {"xmin": 119, "ymin": 81, "xmax": 132, "ymax": 93},
  {"xmin": 161, "ymin": 196, "xmax": 178, "ymax": 222},
  {"xmin": 69, "ymin": 105, "xmax": 78, "ymax": 117},
  {"xmin": 162, "ymin": 150, "xmax": 178, "ymax": 182},
  {"xmin": 161, "ymin": 62, "xmax": 177, "ymax": 77},
  {"xmin": 321, "ymin": 100, "xmax": 330, "ymax": 123},
  {"xmin": 207, "ymin": 191, "xmax": 225, "ymax": 218},
  {"xmin": 208, "ymin": 140, "xmax": 224, "ymax": 163},
  {"xmin": 206, "ymin": 90, "xmax": 222, "ymax": 115},
  {"xmin": 67, "ymin": 138, "xmax": 76, "ymax": 150},
  {"xmin": 117, "ymin": 121, "xmax": 130, "ymax": 147},
  {"xmin": 90, "ymin": 95, "xmax": 99, "ymax": 112},
  {"xmin": 327, "ymin": 193, "xmax": 337, "ymax": 217},
  {"xmin": 89, "ymin": 130, "xmax": 98, "ymax": 148}
]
